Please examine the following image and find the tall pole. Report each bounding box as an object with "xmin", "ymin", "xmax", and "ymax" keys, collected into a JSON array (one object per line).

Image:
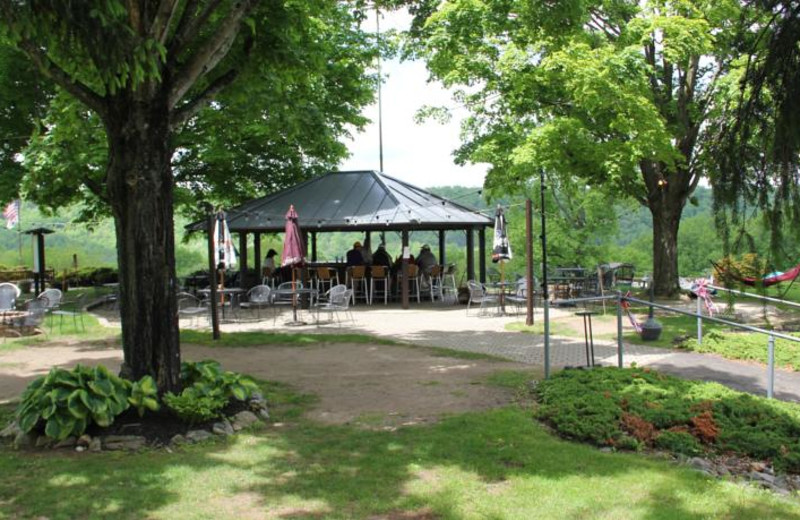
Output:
[
  {"xmin": 526, "ymin": 198, "xmax": 534, "ymax": 326},
  {"xmin": 204, "ymin": 204, "xmax": 220, "ymax": 340},
  {"xmin": 376, "ymin": 8, "xmax": 384, "ymax": 172},
  {"xmin": 540, "ymin": 170, "xmax": 550, "ymax": 378}
]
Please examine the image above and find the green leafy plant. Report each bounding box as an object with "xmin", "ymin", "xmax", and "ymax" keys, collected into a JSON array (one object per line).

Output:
[
  {"xmin": 181, "ymin": 360, "xmax": 259, "ymax": 402},
  {"xmin": 655, "ymin": 430, "xmax": 702, "ymax": 456},
  {"xmin": 127, "ymin": 375, "xmax": 160, "ymax": 417},
  {"xmin": 16, "ymin": 365, "xmax": 131, "ymax": 441},
  {"xmin": 163, "ymin": 388, "xmax": 227, "ymax": 424}
]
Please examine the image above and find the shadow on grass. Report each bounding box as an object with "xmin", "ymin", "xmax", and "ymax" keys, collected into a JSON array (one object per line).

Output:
[{"xmin": 0, "ymin": 405, "xmax": 798, "ymax": 519}]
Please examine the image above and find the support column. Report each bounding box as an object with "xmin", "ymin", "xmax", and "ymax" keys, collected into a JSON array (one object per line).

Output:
[
  {"xmin": 238, "ymin": 232, "xmax": 248, "ymax": 274},
  {"xmin": 311, "ymin": 232, "xmax": 318, "ymax": 262},
  {"xmin": 254, "ymin": 232, "xmax": 262, "ymax": 278},
  {"xmin": 402, "ymin": 229, "xmax": 409, "ymax": 309},
  {"xmin": 478, "ymin": 227, "xmax": 487, "ymax": 283},
  {"xmin": 466, "ymin": 229, "xmax": 475, "ymax": 282},
  {"xmin": 438, "ymin": 230, "xmax": 446, "ymax": 267}
]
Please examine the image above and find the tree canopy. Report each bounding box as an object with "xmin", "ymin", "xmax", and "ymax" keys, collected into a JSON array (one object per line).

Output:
[{"xmin": 406, "ymin": 0, "xmax": 744, "ymax": 294}]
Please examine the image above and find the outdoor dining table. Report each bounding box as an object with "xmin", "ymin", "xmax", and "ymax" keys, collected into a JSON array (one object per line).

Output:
[
  {"xmin": 0, "ymin": 310, "xmax": 29, "ymax": 338},
  {"xmin": 487, "ymin": 281, "xmax": 515, "ymax": 315},
  {"xmin": 271, "ymin": 287, "xmax": 318, "ymax": 325},
  {"xmin": 198, "ymin": 287, "xmax": 245, "ymax": 321}
]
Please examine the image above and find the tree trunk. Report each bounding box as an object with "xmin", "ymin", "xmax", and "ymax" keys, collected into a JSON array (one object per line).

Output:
[
  {"xmin": 105, "ymin": 94, "xmax": 181, "ymax": 393},
  {"xmin": 648, "ymin": 187, "xmax": 685, "ymax": 297}
]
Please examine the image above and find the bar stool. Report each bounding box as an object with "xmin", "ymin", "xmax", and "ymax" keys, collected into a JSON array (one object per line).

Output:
[
  {"xmin": 315, "ymin": 267, "xmax": 338, "ymax": 297},
  {"xmin": 427, "ymin": 265, "xmax": 444, "ymax": 302},
  {"xmin": 406, "ymin": 264, "xmax": 421, "ymax": 303},
  {"xmin": 370, "ymin": 265, "xmax": 391, "ymax": 305},
  {"xmin": 346, "ymin": 265, "xmax": 369, "ymax": 305},
  {"xmin": 443, "ymin": 264, "xmax": 458, "ymax": 304}
]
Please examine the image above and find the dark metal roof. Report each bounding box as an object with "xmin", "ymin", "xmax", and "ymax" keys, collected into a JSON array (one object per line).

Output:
[{"xmin": 187, "ymin": 170, "xmax": 492, "ymax": 233}]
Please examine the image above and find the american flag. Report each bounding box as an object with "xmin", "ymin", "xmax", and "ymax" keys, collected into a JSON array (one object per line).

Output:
[{"xmin": 3, "ymin": 200, "xmax": 19, "ymax": 230}]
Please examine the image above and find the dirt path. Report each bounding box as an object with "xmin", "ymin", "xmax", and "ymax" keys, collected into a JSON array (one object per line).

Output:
[{"xmin": 0, "ymin": 341, "xmax": 533, "ymax": 427}]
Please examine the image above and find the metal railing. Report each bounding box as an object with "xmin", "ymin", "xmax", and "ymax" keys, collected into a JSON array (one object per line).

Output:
[{"xmin": 542, "ymin": 293, "xmax": 800, "ymax": 399}]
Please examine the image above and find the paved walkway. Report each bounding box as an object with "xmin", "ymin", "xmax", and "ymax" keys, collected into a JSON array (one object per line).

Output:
[{"xmin": 221, "ymin": 301, "xmax": 800, "ymax": 402}]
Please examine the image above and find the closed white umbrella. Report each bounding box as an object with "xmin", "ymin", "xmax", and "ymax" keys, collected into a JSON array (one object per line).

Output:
[{"xmin": 213, "ymin": 212, "xmax": 237, "ymax": 269}]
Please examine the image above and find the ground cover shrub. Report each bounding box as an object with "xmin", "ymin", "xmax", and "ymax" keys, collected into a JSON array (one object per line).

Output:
[
  {"xmin": 163, "ymin": 360, "xmax": 259, "ymax": 424},
  {"xmin": 535, "ymin": 367, "xmax": 800, "ymax": 472},
  {"xmin": 15, "ymin": 365, "xmax": 158, "ymax": 441},
  {"xmin": 681, "ymin": 330, "xmax": 800, "ymax": 371}
]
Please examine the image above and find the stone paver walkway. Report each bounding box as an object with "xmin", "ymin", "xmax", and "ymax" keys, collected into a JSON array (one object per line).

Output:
[{"xmin": 234, "ymin": 302, "xmax": 800, "ymax": 402}]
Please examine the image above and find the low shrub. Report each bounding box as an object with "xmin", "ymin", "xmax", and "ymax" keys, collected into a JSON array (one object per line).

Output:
[
  {"xmin": 655, "ymin": 430, "xmax": 702, "ymax": 456},
  {"xmin": 535, "ymin": 367, "xmax": 800, "ymax": 472},
  {"xmin": 15, "ymin": 365, "xmax": 157, "ymax": 441},
  {"xmin": 163, "ymin": 389, "xmax": 227, "ymax": 424},
  {"xmin": 163, "ymin": 360, "xmax": 259, "ymax": 424}
]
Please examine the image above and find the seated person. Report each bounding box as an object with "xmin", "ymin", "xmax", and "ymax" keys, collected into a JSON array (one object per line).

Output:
[
  {"xmin": 263, "ymin": 249, "xmax": 278, "ymax": 271},
  {"xmin": 371, "ymin": 244, "xmax": 392, "ymax": 269},
  {"xmin": 346, "ymin": 241, "xmax": 365, "ymax": 267},
  {"xmin": 416, "ymin": 244, "xmax": 437, "ymax": 275}
]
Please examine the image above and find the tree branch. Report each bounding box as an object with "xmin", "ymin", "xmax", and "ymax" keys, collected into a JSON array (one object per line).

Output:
[
  {"xmin": 149, "ymin": 0, "xmax": 182, "ymax": 45},
  {"xmin": 18, "ymin": 40, "xmax": 107, "ymax": 118},
  {"xmin": 83, "ymin": 175, "xmax": 107, "ymax": 202},
  {"xmin": 168, "ymin": 0, "xmax": 224, "ymax": 58},
  {"xmin": 170, "ymin": 68, "xmax": 239, "ymax": 130},
  {"xmin": 167, "ymin": 0, "xmax": 256, "ymax": 107}
]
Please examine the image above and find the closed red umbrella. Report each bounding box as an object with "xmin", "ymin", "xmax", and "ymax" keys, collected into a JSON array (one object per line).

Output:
[{"xmin": 282, "ymin": 205, "xmax": 306, "ymax": 323}]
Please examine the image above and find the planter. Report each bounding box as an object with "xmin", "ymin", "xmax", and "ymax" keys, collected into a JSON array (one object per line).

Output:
[{"xmin": 639, "ymin": 317, "xmax": 663, "ymax": 341}]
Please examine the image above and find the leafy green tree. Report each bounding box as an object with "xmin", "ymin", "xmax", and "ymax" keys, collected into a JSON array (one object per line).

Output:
[
  {"xmin": 408, "ymin": 0, "xmax": 742, "ymax": 295},
  {"xmin": 1, "ymin": 1, "xmax": 378, "ymax": 392}
]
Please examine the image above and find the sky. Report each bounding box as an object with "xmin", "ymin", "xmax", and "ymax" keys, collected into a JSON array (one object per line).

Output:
[{"xmin": 338, "ymin": 10, "xmax": 487, "ymax": 189}]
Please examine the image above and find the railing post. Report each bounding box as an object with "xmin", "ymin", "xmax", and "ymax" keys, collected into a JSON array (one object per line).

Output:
[
  {"xmin": 616, "ymin": 292, "xmax": 623, "ymax": 368},
  {"xmin": 767, "ymin": 335, "xmax": 775, "ymax": 399},
  {"xmin": 696, "ymin": 294, "xmax": 702, "ymax": 346}
]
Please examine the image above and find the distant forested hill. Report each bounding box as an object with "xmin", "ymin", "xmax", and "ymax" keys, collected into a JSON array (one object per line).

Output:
[{"xmin": 0, "ymin": 186, "xmax": 755, "ymax": 280}]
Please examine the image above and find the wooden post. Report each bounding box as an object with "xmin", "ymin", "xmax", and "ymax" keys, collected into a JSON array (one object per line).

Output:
[
  {"xmin": 206, "ymin": 208, "xmax": 220, "ymax": 340},
  {"xmin": 254, "ymin": 232, "xmax": 262, "ymax": 278},
  {"xmin": 402, "ymin": 229, "xmax": 409, "ymax": 309},
  {"xmin": 466, "ymin": 229, "xmax": 475, "ymax": 282},
  {"xmin": 438, "ymin": 230, "xmax": 446, "ymax": 267},
  {"xmin": 311, "ymin": 231, "xmax": 318, "ymax": 262},
  {"xmin": 478, "ymin": 227, "xmax": 486, "ymax": 283}
]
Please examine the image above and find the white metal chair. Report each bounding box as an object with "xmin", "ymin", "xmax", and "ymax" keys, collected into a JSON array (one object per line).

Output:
[
  {"xmin": 442, "ymin": 264, "xmax": 458, "ymax": 304},
  {"xmin": 466, "ymin": 280, "xmax": 497, "ymax": 316},
  {"xmin": 11, "ymin": 298, "xmax": 48, "ymax": 336},
  {"xmin": 315, "ymin": 287, "xmax": 354, "ymax": 326},
  {"xmin": 51, "ymin": 292, "xmax": 87, "ymax": 332},
  {"xmin": 240, "ymin": 285, "xmax": 272, "ymax": 321},
  {"xmin": 0, "ymin": 283, "xmax": 20, "ymax": 311},
  {"xmin": 177, "ymin": 292, "xmax": 207, "ymax": 327}
]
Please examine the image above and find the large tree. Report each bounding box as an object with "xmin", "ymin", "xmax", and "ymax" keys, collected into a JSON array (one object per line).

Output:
[
  {"xmin": 408, "ymin": 0, "xmax": 742, "ymax": 295},
  {"xmin": 1, "ymin": 1, "xmax": 378, "ymax": 391}
]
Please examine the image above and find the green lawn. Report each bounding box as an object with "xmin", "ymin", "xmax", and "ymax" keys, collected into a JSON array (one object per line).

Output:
[{"xmin": 0, "ymin": 375, "xmax": 798, "ymax": 519}]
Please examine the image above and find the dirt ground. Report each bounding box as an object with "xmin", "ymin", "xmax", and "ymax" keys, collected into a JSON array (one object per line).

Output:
[{"xmin": 0, "ymin": 340, "xmax": 533, "ymax": 427}]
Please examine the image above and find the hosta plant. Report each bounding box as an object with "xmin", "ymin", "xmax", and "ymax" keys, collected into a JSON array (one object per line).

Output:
[{"xmin": 181, "ymin": 360, "xmax": 259, "ymax": 402}]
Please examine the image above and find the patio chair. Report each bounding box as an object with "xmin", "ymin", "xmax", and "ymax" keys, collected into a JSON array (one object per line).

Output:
[
  {"xmin": 404, "ymin": 264, "xmax": 421, "ymax": 303},
  {"xmin": 51, "ymin": 292, "xmax": 87, "ymax": 332},
  {"xmin": 466, "ymin": 280, "xmax": 497, "ymax": 316},
  {"xmin": 315, "ymin": 287, "xmax": 354, "ymax": 326},
  {"xmin": 505, "ymin": 280, "xmax": 529, "ymax": 315},
  {"xmin": 426, "ymin": 265, "xmax": 444, "ymax": 302},
  {"xmin": 10, "ymin": 298, "xmax": 48, "ymax": 336},
  {"xmin": 177, "ymin": 292, "xmax": 207, "ymax": 327},
  {"xmin": 0, "ymin": 283, "xmax": 20, "ymax": 311},
  {"xmin": 315, "ymin": 267, "xmax": 339, "ymax": 295},
  {"xmin": 346, "ymin": 266, "xmax": 368, "ymax": 305},
  {"xmin": 240, "ymin": 285, "xmax": 272, "ymax": 321},
  {"xmin": 442, "ymin": 264, "xmax": 458, "ymax": 304},
  {"xmin": 272, "ymin": 281, "xmax": 303, "ymax": 322},
  {"xmin": 369, "ymin": 265, "xmax": 391, "ymax": 305}
]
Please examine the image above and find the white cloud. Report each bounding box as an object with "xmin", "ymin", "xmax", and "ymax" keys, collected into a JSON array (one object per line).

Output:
[{"xmin": 338, "ymin": 10, "xmax": 487, "ymax": 189}]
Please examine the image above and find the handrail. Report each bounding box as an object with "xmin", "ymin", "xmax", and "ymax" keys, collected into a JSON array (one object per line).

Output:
[
  {"xmin": 624, "ymin": 296, "xmax": 800, "ymax": 344},
  {"xmin": 708, "ymin": 284, "xmax": 800, "ymax": 311}
]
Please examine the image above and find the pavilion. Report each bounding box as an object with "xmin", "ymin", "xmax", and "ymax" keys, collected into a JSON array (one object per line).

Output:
[{"xmin": 187, "ymin": 170, "xmax": 493, "ymax": 305}]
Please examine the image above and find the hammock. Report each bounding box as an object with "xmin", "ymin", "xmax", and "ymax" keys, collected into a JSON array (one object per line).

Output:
[{"xmin": 712, "ymin": 261, "xmax": 800, "ymax": 288}]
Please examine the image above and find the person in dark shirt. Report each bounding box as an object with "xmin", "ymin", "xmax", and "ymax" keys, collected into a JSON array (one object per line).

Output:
[
  {"xmin": 371, "ymin": 244, "xmax": 392, "ymax": 269},
  {"xmin": 346, "ymin": 241, "xmax": 365, "ymax": 267}
]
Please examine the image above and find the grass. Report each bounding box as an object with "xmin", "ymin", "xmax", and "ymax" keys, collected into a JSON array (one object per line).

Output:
[
  {"xmin": 681, "ymin": 330, "xmax": 800, "ymax": 371},
  {"xmin": 0, "ymin": 379, "xmax": 798, "ymax": 519},
  {"xmin": 179, "ymin": 329, "xmax": 505, "ymax": 361},
  {"xmin": 616, "ymin": 312, "xmax": 731, "ymax": 349},
  {"xmin": 1, "ymin": 311, "xmax": 117, "ymax": 352},
  {"xmin": 505, "ymin": 319, "xmax": 576, "ymax": 337}
]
